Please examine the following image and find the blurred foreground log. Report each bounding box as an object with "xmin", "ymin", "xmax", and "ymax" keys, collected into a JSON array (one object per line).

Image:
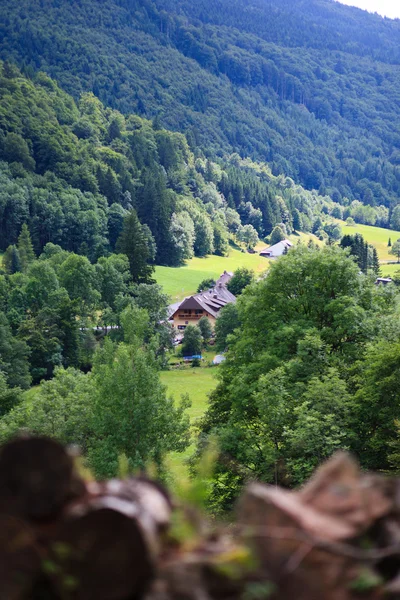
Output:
[{"xmin": 1, "ymin": 438, "xmax": 400, "ymax": 599}]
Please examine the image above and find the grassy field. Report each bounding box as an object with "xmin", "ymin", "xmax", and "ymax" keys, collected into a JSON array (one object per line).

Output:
[
  {"xmin": 155, "ymin": 233, "xmax": 317, "ymax": 301},
  {"xmin": 337, "ymin": 220, "xmax": 400, "ymax": 262},
  {"xmin": 161, "ymin": 364, "xmax": 220, "ymax": 479},
  {"xmin": 155, "ymin": 245, "xmax": 268, "ymax": 301},
  {"xmin": 379, "ymin": 262, "xmax": 400, "ymax": 277}
]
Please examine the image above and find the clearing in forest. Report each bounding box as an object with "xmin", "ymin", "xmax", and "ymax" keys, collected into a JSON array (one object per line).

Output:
[
  {"xmin": 155, "ymin": 233, "xmax": 316, "ymax": 300},
  {"xmin": 161, "ymin": 365, "xmax": 219, "ymax": 479}
]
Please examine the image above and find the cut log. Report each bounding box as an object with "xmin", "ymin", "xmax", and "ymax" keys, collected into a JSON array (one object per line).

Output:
[
  {"xmin": 49, "ymin": 507, "xmax": 154, "ymax": 600},
  {"xmin": 0, "ymin": 437, "xmax": 85, "ymax": 521},
  {"xmin": 0, "ymin": 514, "xmax": 41, "ymax": 600}
]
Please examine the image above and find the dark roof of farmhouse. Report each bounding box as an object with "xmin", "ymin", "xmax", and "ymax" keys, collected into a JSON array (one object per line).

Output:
[
  {"xmin": 216, "ymin": 270, "xmax": 234, "ymax": 286},
  {"xmin": 168, "ymin": 277, "xmax": 236, "ymax": 319}
]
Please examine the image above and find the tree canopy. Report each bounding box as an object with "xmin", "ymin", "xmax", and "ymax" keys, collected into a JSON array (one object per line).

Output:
[{"xmin": 196, "ymin": 245, "xmax": 400, "ymax": 512}]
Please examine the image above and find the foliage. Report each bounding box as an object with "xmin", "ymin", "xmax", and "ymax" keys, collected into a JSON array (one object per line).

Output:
[
  {"xmin": 390, "ymin": 240, "xmax": 400, "ymax": 263},
  {"xmin": 17, "ymin": 224, "xmax": 35, "ymax": 272},
  {"xmin": 0, "ymin": 368, "xmax": 94, "ymax": 450},
  {"xmin": 169, "ymin": 211, "xmax": 195, "ymax": 264},
  {"xmin": 0, "ymin": 373, "xmax": 22, "ymax": 418},
  {"xmin": 236, "ymin": 225, "xmax": 259, "ymax": 250},
  {"xmin": 0, "ymin": 311, "xmax": 31, "ymax": 389},
  {"xmin": 323, "ymin": 222, "xmax": 342, "ymax": 242},
  {"xmin": 227, "ymin": 268, "xmax": 255, "ymax": 296},
  {"xmin": 195, "ymin": 245, "xmax": 399, "ymax": 511},
  {"xmin": 0, "ymin": 307, "xmax": 191, "ymax": 478},
  {"xmin": 1, "ymin": 0, "xmax": 400, "ymax": 217},
  {"xmin": 116, "ymin": 210, "xmax": 155, "ymax": 283},
  {"xmin": 198, "ymin": 316, "xmax": 213, "ymax": 346},
  {"xmin": 270, "ymin": 226, "xmax": 285, "ymax": 245},
  {"xmin": 182, "ymin": 325, "xmax": 202, "ymax": 358},
  {"xmin": 0, "ymin": 234, "xmax": 180, "ymax": 385},
  {"xmin": 87, "ymin": 308, "xmax": 190, "ymax": 478},
  {"xmin": 197, "ymin": 278, "xmax": 216, "ymax": 293},
  {"xmin": 351, "ymin": 342, "xmax": 400, "ymax": 471},
  {"xmin": 214, "ymin": 303, "xmax": 241, "ymax": 352},
  {"xmin": 3, "ymin": 245, "xmax": 21, "ymax": 275},
  {"xmin": 340, "ymin": 233, "xmax": 378, "ymax": 274},
  {"xmin": 0, "ymin": 59, "xmax": 370, "ymax": 276}
]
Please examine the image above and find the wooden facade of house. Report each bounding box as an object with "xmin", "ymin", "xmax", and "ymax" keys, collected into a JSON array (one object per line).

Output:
[{"xmin": 168, "ymin": 273, "xmax": 235, "ymax": 331}]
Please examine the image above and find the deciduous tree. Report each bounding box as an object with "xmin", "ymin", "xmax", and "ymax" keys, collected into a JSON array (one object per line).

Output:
[
  {"xmin": 181, "ymin": 325, "xmax": 202, "ymax": 358},
  {"xmin": 198, "ymin": 316, "xmax": 213, "ymax": 346},
  {"xmin": 269, "ymin": 226, "xmax": 285, "ymax": 245},
  {"xmin": 390, "ymin": 239, "xmax": 400, "ymax": 263},
  {"xmin": 87, "ymin": 308, "xmax": 190, "ymax": 478},
  {"xmin": 214, "ymin": 303, "xmax": 240, "ymax": 352},
  {"xmin": 227, "ymin": 267, "xmax": 254, "ymax": 296}
]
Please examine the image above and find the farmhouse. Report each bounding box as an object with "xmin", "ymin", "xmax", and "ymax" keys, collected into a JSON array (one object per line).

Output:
[
  {"xmin": 375, "ymin": 277, "xmax": 393, "ymax": 285},
  {"xmin": 259, "ymin": 239, "xmax": 293, "ymax": 259},
  {"xmin": 168, "ymin": 272, "xmax": 235, "ymax": 331}
]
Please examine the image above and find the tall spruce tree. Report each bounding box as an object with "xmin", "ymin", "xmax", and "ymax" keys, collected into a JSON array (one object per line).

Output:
[
  {"xmin": 371, "ymin": 247, "xmax": 381, "ymax": 275},
  {"xmin": 17, "ymin": 223, "xmax": 35, "ymax": 272},
  {"xmin": 340, "ymin": 233, "xmax": 369, "ymax": 273},
  {"xmin": 3, "ymin": 245, "xmax": 21, "ymax": 274},
  {"xmin": 116, "ymin": 210, "xmax": 155, "ymax": 283},
  {"xmin": 136, "ymin": 169, "xmax": 174, "ymax": 265}
]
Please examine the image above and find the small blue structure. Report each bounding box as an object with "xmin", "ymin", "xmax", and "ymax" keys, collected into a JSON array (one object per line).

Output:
[{"xmin": 183, "ymin": 355, "xmax": 202, "ymax": 362}]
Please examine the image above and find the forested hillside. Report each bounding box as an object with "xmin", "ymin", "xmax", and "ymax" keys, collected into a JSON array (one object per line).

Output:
[
  {"xmin": 1, "ymin": 0, "xmax": 400, "ymax": 210},
  {"xmin": 1, "ymin": 61, "xmax": 350, "ymax": 266}
]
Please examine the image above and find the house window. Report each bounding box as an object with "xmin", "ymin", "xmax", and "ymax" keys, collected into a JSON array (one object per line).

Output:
[
  {"xmin": 178, "ymin": 325, "xmax": 186, "ymax": 330},
  {"xmin": 185, "ymin": 321, "xmax": 189, "ymax": 325},
  {"xmin": 195, "ymin": 310, "xmax": 203, "ymax": 315}
]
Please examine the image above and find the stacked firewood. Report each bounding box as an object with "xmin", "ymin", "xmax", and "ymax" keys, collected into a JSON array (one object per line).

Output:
[{"xmin": 2, "ymin": 436, "xmax": 400, "ymax": 599}]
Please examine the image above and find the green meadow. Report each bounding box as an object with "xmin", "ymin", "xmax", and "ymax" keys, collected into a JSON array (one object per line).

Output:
[
  {"xmin": 155, "ymin": 245, "xmax": 268, "ymax": 301},
  {"xmin": 161, "ymin": 365, "xmax": 220, "ymax": 479},
  {"xmin": 379, "ymin": 263, "xmax": 400, "ymax": 277},
  {"xmin": 155, "ymin": 233, "xmax": 317, "ymax": 301},
  {"xmin": 337, "ymin": 220, "xmax": 400, "ymax": 263}
]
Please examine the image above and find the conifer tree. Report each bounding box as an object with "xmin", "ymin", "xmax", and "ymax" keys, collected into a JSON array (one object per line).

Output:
[
  {"xmin": 136, "ymin": 169, "xmax": 174, "ymax": 265},
  {"xmin": 3, "ymin": 245, "xmax": 21, "ymax": 274},
  {"xmin": 292, "ymin": 209, "xmax": 302, "ymax": 232},
  {"xmin": 17, "ymin": 223, "xmax": 35, "ymax": 272},
  {"xmin": 371, "ymin": 246, "xmax": 381, "ymax": 275},
  {"xmin": 116, "ymin": 210, "xmax": 155, "ymax": 283},
  {"xmin": 361, "ymin": 239, "xmax": 369, "ymax": 273}
]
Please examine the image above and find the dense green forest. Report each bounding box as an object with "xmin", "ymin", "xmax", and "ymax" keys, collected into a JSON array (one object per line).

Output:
[
  {"xmin": 1, "ymin": 59, "xmax": 355, "ymax": 266},
  {"xmin": 1, "ymin": 0, "xmax": 400, "ymax": 212},
  {"xmin": 0, "ymin": 217, "xmax": 191, "ymax": 476}
]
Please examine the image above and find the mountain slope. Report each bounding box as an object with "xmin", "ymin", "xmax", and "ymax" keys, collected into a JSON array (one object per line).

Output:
[
  {"xmin": 2, "ymin": 62, "xmax": 342, "ymax": 266},
  {"xmin": 1, "ymin": 0, "xmax": 400, "ymax": 209}
]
